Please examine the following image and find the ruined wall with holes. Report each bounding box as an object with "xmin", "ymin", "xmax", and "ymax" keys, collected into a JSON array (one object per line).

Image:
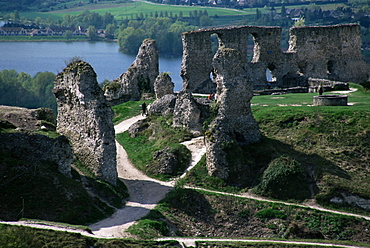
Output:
[{"xmin": 181, "ymin": 24, "xmax": 369, "ymax": 93}]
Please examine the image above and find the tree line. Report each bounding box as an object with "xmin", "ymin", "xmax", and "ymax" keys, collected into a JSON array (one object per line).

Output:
[
  {"xmin": 117, "ymin": 16, "xmax": 203, "ymax": 55},
  {"xmin": 0, "ymin": 70, "xmax": 57, "ymax": 112}
]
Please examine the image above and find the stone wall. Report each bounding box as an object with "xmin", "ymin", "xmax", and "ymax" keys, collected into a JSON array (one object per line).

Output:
[
  {"xmin": 288, "ymin": 24, "xmax": 368, "ymax": 84},
  {"xmin": 181, "ymin": 24, "xmax": 369, "ymax": 93},
  {"xmin": 53, "ymin": 60, "xmax": 118, "ymax": 186}
]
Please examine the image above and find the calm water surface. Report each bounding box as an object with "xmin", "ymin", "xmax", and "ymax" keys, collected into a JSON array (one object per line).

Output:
[{"xmin": 0, "ymin": 41, "xmax": 183, "ymax": 91}]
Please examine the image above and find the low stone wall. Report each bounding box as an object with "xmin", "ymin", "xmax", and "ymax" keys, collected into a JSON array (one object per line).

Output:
[{"xmin": 313, "ymin": 95, "xmax": 348, "ymax": 106}]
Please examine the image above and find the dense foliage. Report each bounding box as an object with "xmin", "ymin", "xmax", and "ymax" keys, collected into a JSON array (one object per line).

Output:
[
  {"xmin": 0, "ymin": 70, "xmax": 57, "ymax": 112},
  {"xmin": 117, "ymin": 17, "xmax": 198, "ymax": 55},
  {"xmin": 254, "ymin": 155, "xmax": 310, "ymax": 200},
  {"xmin": 61, "ymin": 11, "xmax": 116, "ymax": 29}
]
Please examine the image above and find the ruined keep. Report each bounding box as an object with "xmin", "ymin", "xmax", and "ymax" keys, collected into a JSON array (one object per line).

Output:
[
  {"xmin": 53, "ymin": 60, "xmax": 118, "ymax": 186},
  {"xmin": 181, "ymin": 24, "xmax": 369, "ymax": 93},
  {"xmin": 205, "ymin": 48, "xmax": 261, "ymax": 179},
  {"xmin": 104, "ymin": 39, "xmax": 159, "ymax": 105}
]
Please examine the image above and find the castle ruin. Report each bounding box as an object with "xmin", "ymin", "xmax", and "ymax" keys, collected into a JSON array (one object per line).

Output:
[
  {"xmin": 53, "ymin": 60, "xmax": 118, "ymax": 186},
  {"xmin": 181, "ymin": 24, "xmax": 369, "ymax": 93}
]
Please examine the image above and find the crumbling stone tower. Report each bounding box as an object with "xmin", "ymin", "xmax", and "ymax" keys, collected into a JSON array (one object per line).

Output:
[
  {"xmin": 205, "ymin": 48, "xmax": 261, "ymax": 179},
  {"xmin": 104, "ymin": 39, "xmax": 159, "ymax": 105},
  {"xmin": 53, "ymin": 60, "xmax": 118, "ymax": 186}
]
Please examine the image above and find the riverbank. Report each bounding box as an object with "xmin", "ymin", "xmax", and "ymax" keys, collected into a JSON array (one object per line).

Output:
[{"xmin": 0, "ymin": 36, "xmax": 109, "ymax": 42}]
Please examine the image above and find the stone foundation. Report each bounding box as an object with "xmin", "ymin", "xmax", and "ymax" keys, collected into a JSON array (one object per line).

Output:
[{"xmin": 313, "ymin": 95, "xmax": 348, "ymax": 106}]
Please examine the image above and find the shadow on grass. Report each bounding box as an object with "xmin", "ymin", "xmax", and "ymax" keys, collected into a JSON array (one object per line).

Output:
[{"xmin": 183, "ymin": 135, "xmax": 351, "ymax": 202}]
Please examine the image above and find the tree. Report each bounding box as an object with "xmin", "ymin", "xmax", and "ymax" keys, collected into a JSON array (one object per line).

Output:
[
  {"xmin": 64, "ymin": 30, "xmax": 73, "ymax": 40},
  {"xmin": 0, "ymin": 70, "xmax": 56, "ymax": 111},
  {"xmin": 87, "ymin": 25, "xmax": 97, "ymax": 40},
  {"xmin": 105, "ymin": 24, "xmax": 116, "ymax": 39},
  {"xmin": 256, "ymin": 9, "xmax": 261, "ymax": 21},
  {"xmin": 103, "ymin": 12, "xmax": 115, "ymax": 27},
  {"xmin": 200, "ymin": 15, "xmax": 212, "ymax": 27},
  {"xmin": 281, "ymin": 3, "xmax": 286, "ymax": 19},
  {"xmin": 12, "ymin": 10, "xmax": 20, "ymax": 21},
  {"xmin": 117, "ymin": 27, "xmax": 146, "ymax": 54}
]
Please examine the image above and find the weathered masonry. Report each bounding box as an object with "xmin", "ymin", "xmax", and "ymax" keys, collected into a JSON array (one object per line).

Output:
[{"xmin": 181, "ymin": 24, "xmax": 369, "ymax": 93}]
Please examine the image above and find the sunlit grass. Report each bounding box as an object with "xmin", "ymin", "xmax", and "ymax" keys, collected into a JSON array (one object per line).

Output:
[{"xmin": 19, "ymin": 1, "xmax": 253, "ymax": 20}]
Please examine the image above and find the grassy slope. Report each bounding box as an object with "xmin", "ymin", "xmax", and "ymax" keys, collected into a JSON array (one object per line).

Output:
[
  {"xmin": 0, "ymin": 126, "xmax": 128, "ymax": 226},
  {"xmin": 0, "ymin": 224, "xmax": 179, "ymax": 248},
  {"xmin": 182, "ymin": 85, "xmax": 370, "ymax": 210},
  {"xmin": 1, "ymin": 85, "xmax": 369, "ymax": 246},
  {"xmin": 132, "ymin": 187, "xmax": 370, "ymax": 244},
  {"xmin": 125, "ymin": 85, "xmax": 370, "ymax": 245}
]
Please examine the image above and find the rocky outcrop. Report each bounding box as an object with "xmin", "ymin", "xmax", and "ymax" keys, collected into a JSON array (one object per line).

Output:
[
  {"xmin": 53, "ymin": 60, "xmax": 117, "ymax": 186},
  {"xmin": 331, "ymin": 193, "xmax": 370, "ymax": 211},
  {"xmin": 154, "ymin": 72, "xmax": 174, "ymax": 99},
  {"xmin": 104, "ymin": 39, "xmax": 159, "ymax": 105},
  {"xmin": 172, "ymin": 91, "xmax": 209, "ymax": 136},
  {"xmin": 0, "ymin": 133, "xmax": 72, "ymax": 177},
  {"xmin": 0, "ymin": 106, "xmax": 56, "ymax": 131},
  {"xmin": 128, "ymin": 119, "xmax": 149, "ymax": 138},
  {"xmin": 148, "ymin": 94, "xmax": 177, "ymax": 117},
  {"xmin": 205, "ymin": 48, "xmax": 261, "ymax": 179},
  {"xmin": 150, "ymin": 147, "xmax": 179, "ymax": 175}
]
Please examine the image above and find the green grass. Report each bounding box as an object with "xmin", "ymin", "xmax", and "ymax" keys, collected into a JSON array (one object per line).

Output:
[
  {"xmin": 180, "ymin": 84, "xmax": 370, "ymax": 212},
  {"xmin": 0, "ymin": 152, "xmax": 108, "ymax": 225},
  {"xmin": 134, "ymin": 187, "xmax": 370, "ymax": 244},
  {"xmin": 112, "ymin": 100, "xmax": 153, "ymax": 125},
  {"xmin": 116, "ymin": 115, "xmax": 192, "ymax": 180},
  {"xmin": 0, "ymin": 224, "xmax": 180, "ymax": 247},
  {"xmin": 18, "ymin": 1, "xmax": 253, "ymax": 21}
]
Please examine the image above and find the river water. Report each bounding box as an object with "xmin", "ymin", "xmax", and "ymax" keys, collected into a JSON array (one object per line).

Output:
[{"xmin": 0, "ymin": 41, "xmax": 183, "ymax": 91}]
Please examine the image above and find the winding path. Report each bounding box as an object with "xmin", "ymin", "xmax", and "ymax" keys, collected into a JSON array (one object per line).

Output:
[{"xmin": 89, "ymin": 115, "xmax": 206, "ymax": 238}]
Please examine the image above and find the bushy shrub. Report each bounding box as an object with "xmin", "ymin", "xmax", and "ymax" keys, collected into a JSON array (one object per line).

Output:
[
  {"xmin": 360, "ymin": 81, "xmax": 370, "ymax": 90},
  {"xmin": 255, "ymin": 208, "xmax": 287, "ymax": 219},
  {"xmin": 254, "ymin": 155, "xmax": 310, "ymax": 200}
]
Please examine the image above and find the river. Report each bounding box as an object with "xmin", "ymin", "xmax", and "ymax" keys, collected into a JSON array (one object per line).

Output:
[{"xmin": 0, "ymin": 41, "xmax": 183, "ymax": 91}]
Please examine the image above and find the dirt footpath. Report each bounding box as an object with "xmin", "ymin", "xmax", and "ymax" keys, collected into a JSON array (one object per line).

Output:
[{"xmin": 89, "ymin": 116, "xmax": 206, "ymax": 238}]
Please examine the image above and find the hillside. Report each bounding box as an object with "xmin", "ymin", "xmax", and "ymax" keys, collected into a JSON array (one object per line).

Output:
[
  {"xmin": 0, "ymin": 106, "xmax": 128, "ymax": 225},
  {"xmin": 121, "ymin": 84, "xmax": 370, "ymax": 245},
  {"xmin": 1, "ymin": 84, "xmax": 370, "ymax": 247}
]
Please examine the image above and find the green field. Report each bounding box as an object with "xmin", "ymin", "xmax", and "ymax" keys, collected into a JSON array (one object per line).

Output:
[{"xmin": 18, "ymin": 1, "xmax": 254, "ymax": 21}]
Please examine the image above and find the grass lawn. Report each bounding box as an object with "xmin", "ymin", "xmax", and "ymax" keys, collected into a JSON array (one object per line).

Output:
[{"xmin": 18, "ymin": 1, "xmax": 254, "ymax": 20}]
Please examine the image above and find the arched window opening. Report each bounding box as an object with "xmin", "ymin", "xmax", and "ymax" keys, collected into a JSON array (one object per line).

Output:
[
  {"xmin": 247, "ymin": 33, "xmax": 257, "ymax": 62},
  {"xmin": 297, "ymin": 61, "xmax": 307, "ymax": 74},
  {"xmin": 210, "ymin": 33, "xmax": 219, "ymax": 56},
  {"xmin": 327, "ymin": 60, "xmax": 334, "ymax": 74},
  {"xmin": 266, "ymin": 63, "xmax": 277, "ymax": 83}
]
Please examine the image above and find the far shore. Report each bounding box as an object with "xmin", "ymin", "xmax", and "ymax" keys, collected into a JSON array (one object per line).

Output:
[{"xmin": 0, "ymin": 36, "xmax": 117, "ymax": 42}]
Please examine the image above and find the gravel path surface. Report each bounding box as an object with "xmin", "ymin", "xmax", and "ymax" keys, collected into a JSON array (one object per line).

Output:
[{"xmin": 89, "ymin": 115, "xmax": 206, "ymax": 238}]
